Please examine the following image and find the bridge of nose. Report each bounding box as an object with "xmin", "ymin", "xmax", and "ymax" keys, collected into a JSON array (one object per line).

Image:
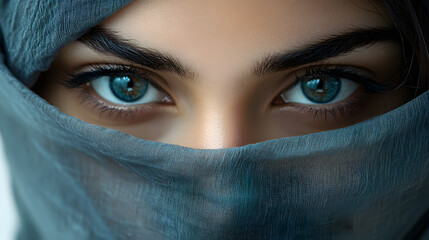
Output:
[{"xmin": 176, "ymin": 95, "xmax": 264, "ymax": 149}]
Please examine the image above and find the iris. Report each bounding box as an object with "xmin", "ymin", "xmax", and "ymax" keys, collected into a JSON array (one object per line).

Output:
[
  {"xmin": 109, "ymin": 75, "xmax": 148, "ymax": 102},
  {"xmin": 301, "ymin": 77, "xmax": 341, "ymax": 103}
]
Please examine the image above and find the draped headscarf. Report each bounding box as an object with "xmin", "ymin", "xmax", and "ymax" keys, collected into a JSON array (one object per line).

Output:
[{"xmin": 0, "ymin": 1, "xmax": 428, "ymax": 239}]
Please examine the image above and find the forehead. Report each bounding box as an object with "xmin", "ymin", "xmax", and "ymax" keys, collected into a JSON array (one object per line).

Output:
[{"xmin": 100, "ymin": 0, "xmax": 390, "ymax": 76}]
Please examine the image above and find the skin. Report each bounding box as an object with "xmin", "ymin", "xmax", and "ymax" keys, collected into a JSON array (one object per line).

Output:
[{"xmin": 34, "ymin": 0, "xmax": 414, "ymax": 149}]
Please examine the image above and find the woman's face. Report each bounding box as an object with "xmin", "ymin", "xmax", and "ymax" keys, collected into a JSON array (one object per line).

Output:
[{"xmin": 34, "ymin": 0, "xmax": 414, "ymax": 149}]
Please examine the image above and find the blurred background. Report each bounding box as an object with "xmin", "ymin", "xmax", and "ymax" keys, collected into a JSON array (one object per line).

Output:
[{"xmin": 0, "ymin": 133, "xmax": 18, "ymax": 240}]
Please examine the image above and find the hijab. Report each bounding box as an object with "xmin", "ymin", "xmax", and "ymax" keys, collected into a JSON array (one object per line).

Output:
[{"xmin": 0, "ymin": 1, "xmax": 428, "ymax": 239}]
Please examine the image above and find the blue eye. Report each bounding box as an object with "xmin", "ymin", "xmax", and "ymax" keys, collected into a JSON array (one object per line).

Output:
[
  {"xmin": 109, "ymin": 76, "xmax": 148, "ymax": 102},
  {"xmin": 91, "ymin": 74, "xmax": 170, "ymax": 106},
  {"xmin": 281, "ymin": 76, "xmax": 359, "ymax": 105},
  {"xmin": 301, "ymin": 77, "xmax": 341, "ymax": 103}
]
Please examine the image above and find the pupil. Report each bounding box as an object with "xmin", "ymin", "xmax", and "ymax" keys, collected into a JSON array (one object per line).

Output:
[
  {"xmin": 301, "ymin": 76, "xmax": 341, "ymax": 103},
  {"xmin": 127, "ymin": 81, "xmax": 134, "ymax": 89},
  {"xmin": 316, "ymin": 80, "xmax": 324, "ymax": 92},
  {"xmin": 109, "ymin": 76, "xmax": 148, "ymax": 102}
]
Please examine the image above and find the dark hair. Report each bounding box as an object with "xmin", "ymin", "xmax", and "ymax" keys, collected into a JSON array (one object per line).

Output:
[
  {"xmin": 381, "ymin": 3, "xmax": 429, "ymax": 237},
  {"xmin": 382, "ymin": 0, "xmax": 429, "ymax": 94}
]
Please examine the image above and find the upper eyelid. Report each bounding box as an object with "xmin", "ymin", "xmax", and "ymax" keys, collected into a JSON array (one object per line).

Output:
[
  {"xmin": 283, "ymin": 65, "xmax": 362, "ymax": 91},
  {"xmin": 278, "ymin": 64, "xmax": 392, "ymax": 95},
  {"xmin": 63, "ymin": 63, "xmax": 393, "ymax": 101},
  {"xmin": 62, "ymin": 64, "xmax": 168, "ymax": 92}
]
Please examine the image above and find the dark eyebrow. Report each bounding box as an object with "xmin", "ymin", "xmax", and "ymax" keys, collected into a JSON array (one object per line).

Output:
[
  {"xmin": 253, "ymin": 27, "xmax": 400, "ymax": 76},
  {"xmin": 78, "ymin": 26, "xmax": 400, "ymax": 80},
  {"xmin": 78, "ymin": 26, "xmax": 195, "ymax": 79}
]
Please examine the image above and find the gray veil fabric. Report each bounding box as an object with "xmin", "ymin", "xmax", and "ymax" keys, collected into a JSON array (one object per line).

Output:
[{"xmin": 0, "ymin": 1, "xmax": 428, "ymax": 239}]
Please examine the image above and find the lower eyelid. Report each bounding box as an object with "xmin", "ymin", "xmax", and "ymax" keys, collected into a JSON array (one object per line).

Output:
[
  {"xmin": 75, "ymin": 87, "xmax": 170, "ymax": 122},
  {"xmin": 89, "ymin": 75, "xmax": 171, "ymax": 106},
  {"xmin": 272, "ymin": 87, "xmax": 368, "ymax": 119},
  {"xmin": 71, "ymin": 64, "xmax": 371, "ymax": 121}
]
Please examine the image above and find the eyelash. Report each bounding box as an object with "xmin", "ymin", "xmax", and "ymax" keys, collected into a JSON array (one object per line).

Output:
[
  {"xmin": 274, "ymin": 65, "xmax": 392, "ymax": 119},
  {"xmin": 295, "ymin": 65, "xmax": 391, "ymax": 93},
  {"xmin": 62, "ymin": 64, "xmax": 391, "ymax": 120},
  {"xmin": 270, "ymin": 64, "xmax": 393, "ymax": 120},
  {"xmin": 62, "ymin": 64, "xmax": 171, "ymax": 120},
  {"xmin": 63, "ymin": 64, "xmax": 163, "ymax": 90}
]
